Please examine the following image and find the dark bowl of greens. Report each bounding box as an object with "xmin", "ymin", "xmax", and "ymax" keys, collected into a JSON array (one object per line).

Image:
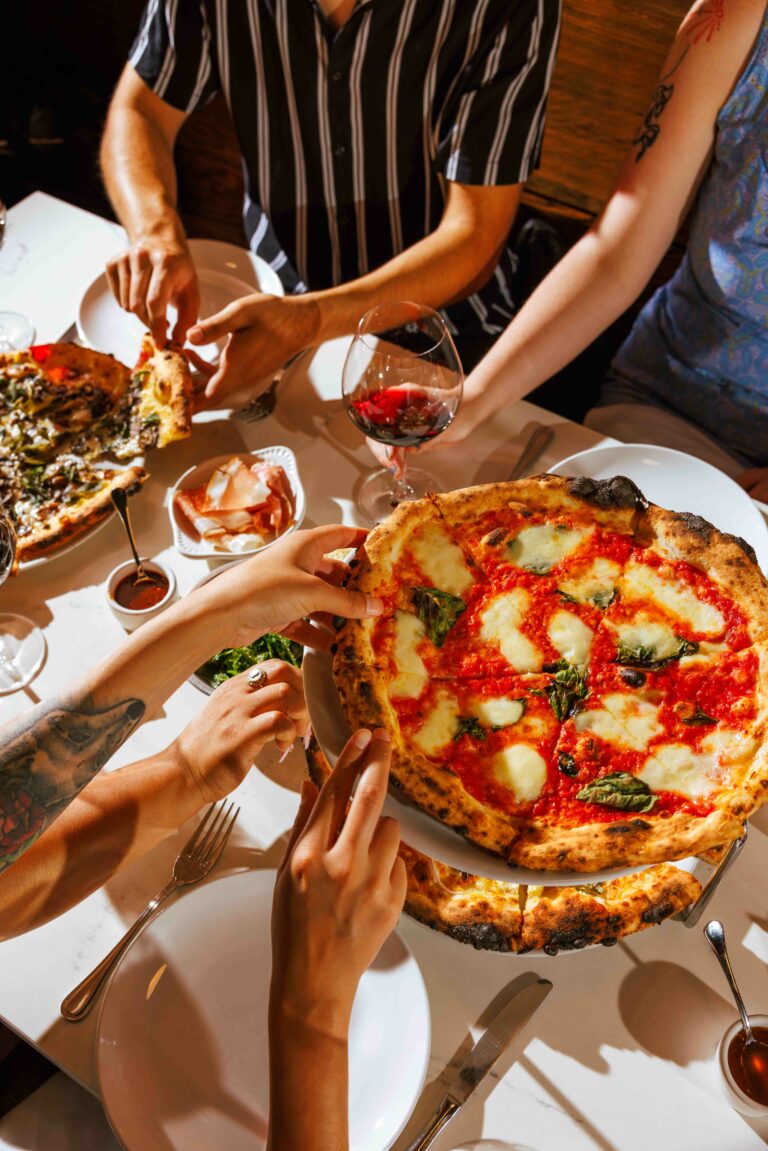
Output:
[{"xmin": 190, "ymin": 632, "xmax": 303, "ymax": 694}]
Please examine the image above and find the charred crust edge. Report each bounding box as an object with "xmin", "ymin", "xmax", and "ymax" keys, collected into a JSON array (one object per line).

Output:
[{"xmin": 566, "ymin": 475, "xmax": 646, "ymax": 510}]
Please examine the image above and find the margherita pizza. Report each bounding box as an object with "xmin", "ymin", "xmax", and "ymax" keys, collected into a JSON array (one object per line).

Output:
[
  {"xmin": 332, "ymin": 476, "xmax": 768, "ymax": 872},
  {"xmin": 0, "ymin": 338, "xmax": 193, "ymax": 561},
  {"xmin": 304, "ymin": 737, "xmax": 702, "ymax": 953}
]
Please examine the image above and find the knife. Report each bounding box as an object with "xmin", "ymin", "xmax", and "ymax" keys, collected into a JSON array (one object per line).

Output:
[
  {"xmin": 507, "ymin": 422, "xmax": 555, "ymax": 480},
  {"xmin": 403, "ymin": 977, "xmax": 552, "ymax": 1151}
]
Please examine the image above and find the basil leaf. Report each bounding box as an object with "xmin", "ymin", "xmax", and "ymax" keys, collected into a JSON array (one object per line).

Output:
[
  {"xmin": 590, "ymin": 588, "xmax": 617, "ymax": 609},
  {"xmin": 541, "ymin": 659, "xmax": 589, "ymax": 721},
  {"xmin": 558, "ymin": 752, "xmax": 579, "ymax": 777},
  {"xmin": 556, "ymin": 589, "xmax": 579, "ymax": 604},
  {"xmin": 616, "ymin": 636, "xmax": 699, "ymax": 670},
  {"xmin": 575, "ymin": 883, "xmax": 605, "ymax": 896},
  {"xmin": 454, "ymin": 716, "xmax": 487, "ymax": 742},
  {"xmin": 681, "ymin": 703, "xmax": 718, "ymax": 726},
  {"xmin": 576, "ymin": 772, "xmax": 657, "ymax": 813},
  {"xmin": 411, "ymin": 586, "xmax": 466, "ymax": 647}
]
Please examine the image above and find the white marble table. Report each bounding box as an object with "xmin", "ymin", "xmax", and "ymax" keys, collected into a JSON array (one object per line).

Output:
[{"xmin": 2, "ymin": 192, "xmax": 768, "ymax": 1151}]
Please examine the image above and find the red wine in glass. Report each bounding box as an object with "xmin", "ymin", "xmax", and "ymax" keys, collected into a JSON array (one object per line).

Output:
[{"xmin": 349, "ymin": 385, "xmax": 456, "ymax": 447}]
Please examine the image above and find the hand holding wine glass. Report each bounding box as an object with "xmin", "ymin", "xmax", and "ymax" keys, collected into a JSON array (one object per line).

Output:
[{"xmin": 342, "ymin": 302, "xmax": 463, "ymax": 522}]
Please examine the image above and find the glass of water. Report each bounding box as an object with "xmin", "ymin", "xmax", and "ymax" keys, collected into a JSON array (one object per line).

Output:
[
  {"xmin": 0, "ymin": 199, "xmax": 36, "ymax": 352},
  {"xmin": 0, "ymin": 511, "xmax": 46, "ymax": 692}
]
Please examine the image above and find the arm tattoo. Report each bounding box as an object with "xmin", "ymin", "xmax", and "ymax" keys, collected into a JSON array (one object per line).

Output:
[
  {"xmin": 634, "ymin": 0, "xmax": 726, "ymax": 162},
  {"xmin": 0, "ymin": 696, "xmax": 145, "ymax": 871}
]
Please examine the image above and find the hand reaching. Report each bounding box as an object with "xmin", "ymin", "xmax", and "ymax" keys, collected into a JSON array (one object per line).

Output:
[
  {"xmin": 106, "ymin": 237, "xmax": 199, "ymax": 347},
  {"xmin": 270, "ymin": 728, "xmax": 406, "ymax": 1038}
]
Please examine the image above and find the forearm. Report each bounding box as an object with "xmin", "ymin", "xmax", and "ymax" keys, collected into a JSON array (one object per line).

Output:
[
  {"xmin": 462, "ymin": 219, "xmax": 660, "ymax": 419},
  {"xmin": 308, "ymin": 219, "xmax": 506, "ymax": 345},
  {"xmin": 101, "ymin": 103, "xmax": 183, "ymax": 244},
  {"xmin": 267, "ymin": 1013, "xmax": 349, "ymax": 1151},
  {"xmin": 0, "ymin": 749, "xmax": 202, "ymax": 939},
  {"xmin": 0, "ymin": 592, "xmax": 231, "ymax": 871}
]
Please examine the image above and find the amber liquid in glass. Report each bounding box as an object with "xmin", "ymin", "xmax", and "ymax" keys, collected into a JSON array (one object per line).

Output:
[{"xmin": 727, "ymin": 1026, "xmax": 768, "ymax": 1105}]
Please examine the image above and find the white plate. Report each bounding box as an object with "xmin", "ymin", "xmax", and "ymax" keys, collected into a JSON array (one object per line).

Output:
[
  {"xmin": 77, "ymin": 238, "xmax": 284, "ymax": 369},
  {"xmin": 304, "ymin": 646, "xmax": 664, "ymax": 888},
  {"xmin": 97, "ymin": 870, "xmax": 430, "ymax": 1151},
  {"xmin": 549, "ymin": 443, "xmax": 768, "ymax": 575},
  {"xmin": 168, "ymin": 446, "xmax": 305, "ymax": 559}
]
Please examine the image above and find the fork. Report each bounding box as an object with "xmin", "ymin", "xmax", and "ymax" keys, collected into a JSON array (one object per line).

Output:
[
  {"xmin": 60, "ymin": 800, "xmax": 239, "ymax": 1022},
  {"xmin": 236, "ymin": 351, "xmax": 304, "ymax": 422}
]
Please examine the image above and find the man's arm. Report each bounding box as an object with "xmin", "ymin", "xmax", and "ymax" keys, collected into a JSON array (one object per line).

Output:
[
  {"xmin": 0, "ymin": 525, "xmax": 381, "ymax": 874},
  {"xmin": 406, "ymin": 0, "xmax": 766, "ymax": 451},
  {"xmin": 189, "ymin": 181, "xmax": 522, "ymax": 404},
  {"xmin": 0, "ymin": 664, "xmax": 306, "ymax": 939},
  {"xmin": 101, "ymin": 64, "xmax": 199, "ymax": 346}
]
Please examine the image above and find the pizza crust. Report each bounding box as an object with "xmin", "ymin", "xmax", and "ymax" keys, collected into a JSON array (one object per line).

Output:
[{"xmin": 136, "ymin": 339, "xmax": 194, "ymax": 448}]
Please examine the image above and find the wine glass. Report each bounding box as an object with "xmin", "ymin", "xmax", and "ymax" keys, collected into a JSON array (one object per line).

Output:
[
  {"xmin": 0, "ymin": 511, "xmax": 46, "ymax": 692},
  {"xmin": 342, "ymin": 301, "xmax": 463, "ymax": 521},
  {"xmin": 0, "ymin": 199, "xmax": 36, "ymax": 352}
]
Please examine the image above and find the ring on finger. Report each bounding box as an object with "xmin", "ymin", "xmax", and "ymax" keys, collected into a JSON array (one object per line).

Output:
[{"xmin": 246, "ymin": 665, "xmax": 268, "ymax": 691}]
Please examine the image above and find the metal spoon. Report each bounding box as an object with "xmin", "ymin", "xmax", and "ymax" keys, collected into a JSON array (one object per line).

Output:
[
  {"xmin": 111, "ymin": 488, "xmax": 152, "ymax": 584},
  {"xmin": 704, "ymin": 919, "xmax": 768, "ymax": 1101}
]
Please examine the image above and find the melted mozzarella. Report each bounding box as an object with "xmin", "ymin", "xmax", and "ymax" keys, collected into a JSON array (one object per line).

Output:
[
  {"xmin": 621, "ymin": 561, "xmax": 725, "ymax": 635},
  {"xmin": 613, "ymin": 616, "xmax": 681, "ymax": 662},
  {"xmin": 559, "ymin": 557, "xmax": 621, "ymax": 604},
  {"xmin": 480, "ymin": 589, "xmax": 542, "ymax": 672},
  {"xmin": 411, "ymin": 525, "xmax": 474, "ymax": 596},
  {"xmin": 506, "ymin": 524, "xmax": 588, "ymax": 572},
  {"xmin": 471, "ymin": 696, "xmax": 526, "ymax": 728},
  {"xmin": 390, "ymin": 612, "xmax": 428, "ymax": 696},
  {"xmin": 548, "ymin": 610, "xmax": 594, "ymax": 666},
  {"xmin": 412, "ymin": 690, "xmax": 458, "ymax": 756},
  {"xmin": 492, "ymin": 744, "xmax": 548, "ymax": 802},
  {"xmin": 639, "ymin": 738, "xmax": 722, "ymax": 800},
  {"xmin": 575, "ymin": 693, "xmax": 662, "ymax": 751}
]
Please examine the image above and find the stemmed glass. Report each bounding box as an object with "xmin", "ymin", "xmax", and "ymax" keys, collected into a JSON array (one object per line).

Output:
[
  {"xmin": 0, "ymin": 510, "xmax": 46, "ymax": 692},
  {"xmin": 0, "ymin": 198, "xmax": 36, "ymax": 352},
  {"xmin": 342, "ymin": 301, "xmax": 463, "ymax": 521}
]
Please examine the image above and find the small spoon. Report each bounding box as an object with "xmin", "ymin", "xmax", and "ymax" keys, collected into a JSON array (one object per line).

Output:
[
  {"xmin": 704, "ymin": 919, "xmax": 768, "ymax": 1102},
  {"xmin": 111, "ymin": 488, "xmax": 152, "ymax": 584}
]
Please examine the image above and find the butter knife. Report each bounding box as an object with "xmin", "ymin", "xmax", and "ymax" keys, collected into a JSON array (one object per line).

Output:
[
  {"xmin": 507, "ymin": 422, "xmax": 555, "ymax": 480},
  {"xmin": 403, "ymin": 977, "xmax": 552, "ymax": 1151}
]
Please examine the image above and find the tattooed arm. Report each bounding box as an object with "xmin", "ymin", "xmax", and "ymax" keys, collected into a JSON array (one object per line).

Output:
[
  {"xmin": 0, "ymin": 525, "xmax": 381, "ymax": 873},
  {"xmin": 404, "ymin": 0, "xmax": 764, "ymax": 452}
]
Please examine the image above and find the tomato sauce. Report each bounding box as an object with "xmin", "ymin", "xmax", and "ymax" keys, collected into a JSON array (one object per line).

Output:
[{"xmin": 114, "ymin": 570, "xmax": 169, "ymax": 611}]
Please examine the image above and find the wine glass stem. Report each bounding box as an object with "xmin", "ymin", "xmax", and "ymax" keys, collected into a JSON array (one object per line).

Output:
[{"xmin": 390, "ymin": 454, "xmax": 413, "ymax": 506}]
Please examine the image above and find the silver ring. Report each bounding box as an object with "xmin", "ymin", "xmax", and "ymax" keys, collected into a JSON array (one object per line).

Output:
[{"xmin": 246, "ymin": 666, "xmax": 268, "ymax": 691}]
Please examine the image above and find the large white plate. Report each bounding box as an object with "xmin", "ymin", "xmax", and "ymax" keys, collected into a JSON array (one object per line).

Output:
[
  {"xmin": 549, "ymin": 443, "xmax": 768, "ymax": 575},
  {"xmin": 97, "ymin": 870, "xmax": 430, "ymax": 1151},
  {"xmin": 304, "ymin": 646, "xmax": 663, "ymax": 888},
  {"xmin": 77, "ymin": 238, "xmax": 284, "ymax": 369}
]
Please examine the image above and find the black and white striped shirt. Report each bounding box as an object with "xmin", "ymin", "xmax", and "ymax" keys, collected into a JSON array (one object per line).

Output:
[{"xmin": 130, "ymin": 0, "xmax": 561, "ymax": 357}]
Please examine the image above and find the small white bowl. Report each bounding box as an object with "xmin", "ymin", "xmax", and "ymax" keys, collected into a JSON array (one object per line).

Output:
[
  {"xmin": 717, "ymin": 1014, "xmax": 768, "ymax": 1117},
  {"xmin": 168, "ymin": 446, "xmax": 305, "ymax": 560},
  {"xmin": 105, "ymin": 558, "xmax": 177, "ymax": 632}
]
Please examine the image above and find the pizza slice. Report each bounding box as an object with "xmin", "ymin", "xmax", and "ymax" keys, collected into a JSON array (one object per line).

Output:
[
  {"xmin": 12, "ymin": 459, "xmax": 147, "ymax": 562},
  {"xmin": 433, "ymin": 475, "xmax": 640, "ymax": 579},
  {"xmin": 130, "ymin": 337, "xmax": 194, "ymax": 450},
  {"xmin": 519, "ymin": 864, "xmax": 701, "ymax": 954}
]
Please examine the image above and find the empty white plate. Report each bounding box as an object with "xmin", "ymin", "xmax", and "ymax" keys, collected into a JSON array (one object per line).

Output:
[
  {"xmin": 78, "ymin": 238, "xmax": 284, "ymax": 368},
  {"xmin": 97, "ymin": 870, "xmax": 430, "ymax": 1151},
  {"xmin": 549, "ymin": 443, "xmax": 768, "ymax": 574}
]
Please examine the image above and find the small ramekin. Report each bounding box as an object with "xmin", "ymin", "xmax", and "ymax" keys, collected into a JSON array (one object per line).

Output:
[
  {"xmin": 105, "ymin": 558, "xmax": 177, "ymax": 632},
  {"xmin": 717, "ymin": 1014, "xmax": 768, "ymax": 1117}
]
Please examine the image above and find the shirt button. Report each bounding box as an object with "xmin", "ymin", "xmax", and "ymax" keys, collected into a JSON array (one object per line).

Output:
[
  {"xmin": 331, "ymin": 69, "xmax": 343, "ymax": 83},
  {"xmin": 333, "ymin": 143, "xmax": 347, "ymax": 158}
]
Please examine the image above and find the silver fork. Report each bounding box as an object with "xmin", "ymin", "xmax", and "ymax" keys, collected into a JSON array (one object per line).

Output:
[
  {"xmin": 235, "ymin": 351, "xmax": 304, "ymax": 422},
  {"xmin": 60, "ymin": 800, "xmax": 239, "ymax": 1022}
]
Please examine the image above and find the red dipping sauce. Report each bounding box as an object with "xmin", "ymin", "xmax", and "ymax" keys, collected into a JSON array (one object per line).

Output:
[
  {"xmin": 727, "ymin": 1026, "xmax": 768, "ymax": 1106},
  {"xmin": 114, "ymin": 570, "xmax": 169, "ymax": 611}
]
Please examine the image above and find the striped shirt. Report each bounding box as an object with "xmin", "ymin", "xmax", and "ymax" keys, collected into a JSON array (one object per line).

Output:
[{"xmin": 130, "ymin": 0, "xmax": 561, "ymax": 355}]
